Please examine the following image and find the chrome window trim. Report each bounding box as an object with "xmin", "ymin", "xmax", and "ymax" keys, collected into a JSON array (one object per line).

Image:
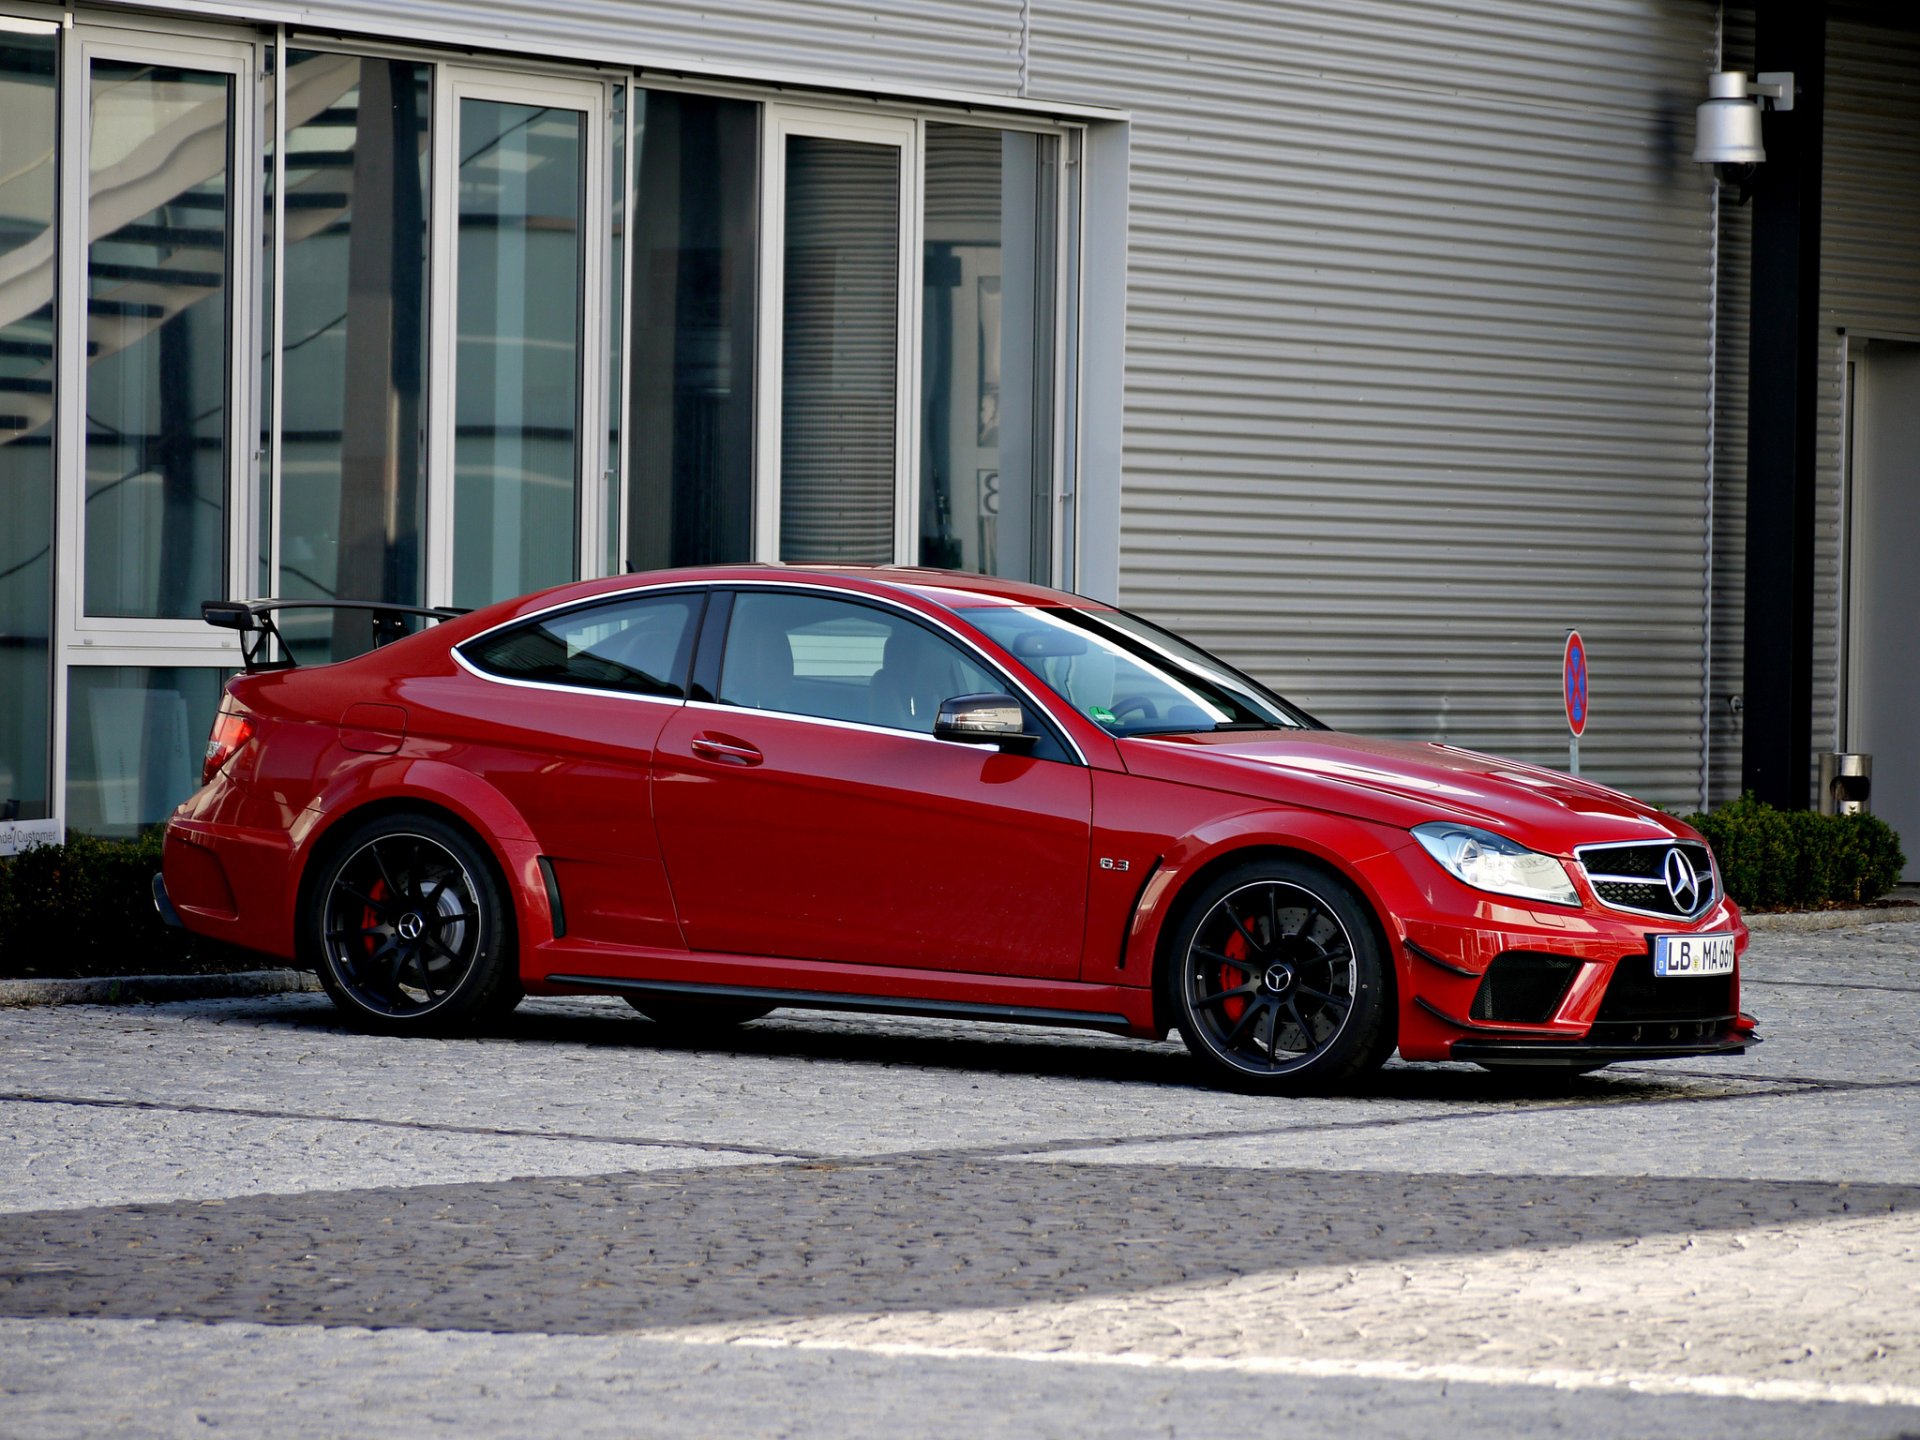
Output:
[
  {"xmin": 452, "ymin": 583, "xmax": 707, "ymax": 705},
  {"xmin": 1572, "ymin": 839, "xmax": 1719, "ymax": 923},
  {"xmin": 452, "ymin": 576, "xmax": 1089, "ymax": 765},
  {"xmin": 683, "ymin": 698, "xmax": 992, "ymax": 750},
  {"xmin": 449, "ymin": 646, "xmax": 689, "ymax": 707}
]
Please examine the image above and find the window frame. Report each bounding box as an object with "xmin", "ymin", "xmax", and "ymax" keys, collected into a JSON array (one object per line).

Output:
[
  {"xmin": 698, "ymin": 583, "xmax": 1083, "ymax": 764},
  {"xmin": 58, "ymin": 24, "xmax": 261, "ymax": 652},
  {"xmin": 454, "ymin": 586, "xmax": 707, "ymax": 703}
]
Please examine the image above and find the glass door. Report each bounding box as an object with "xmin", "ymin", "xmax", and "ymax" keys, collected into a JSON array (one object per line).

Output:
[
  {"xmin": 60, "ymin": 29, "xmax": 256, "ymax": 642},
  {"xmin": 428, "ymin": 70, "xmax": 607, "ymax": 609},
  {"xmin": 756, "ymin": 108, "xmax": 917, "ymax": 564}
]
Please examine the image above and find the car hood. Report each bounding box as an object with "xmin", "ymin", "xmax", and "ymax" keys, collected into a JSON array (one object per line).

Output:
[{"xmin": 1119, "ymin": 729, "xmax": 1696, "ymax": 853}]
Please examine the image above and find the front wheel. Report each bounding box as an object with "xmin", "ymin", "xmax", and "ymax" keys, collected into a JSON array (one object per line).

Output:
[
  {"xmin": 305, "ymin": 813, "xmax": 522, "ymax": 1031},
  {"xmin": 1163, "ymin": 858, "xmax": 1395, "ymax": 1093}
]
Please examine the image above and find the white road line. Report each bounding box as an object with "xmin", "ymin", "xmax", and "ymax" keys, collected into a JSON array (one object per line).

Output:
[
  {"xmin": 642, "ymin": 1209, "xmax": 1920, "ymax": 1408},
  {"xmin": 663, "ymin": 1334, "xmax": 1920, "ymax": 1409}
]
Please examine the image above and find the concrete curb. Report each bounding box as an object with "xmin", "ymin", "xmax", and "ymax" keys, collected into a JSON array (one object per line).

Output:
[
  {"xmin": 0, "ymin": 969, "xmax": 321, "ymax": 1009},
  {"xmin": 1743, "ymin": 906, "xmax": 1920, "ymax": 934}
]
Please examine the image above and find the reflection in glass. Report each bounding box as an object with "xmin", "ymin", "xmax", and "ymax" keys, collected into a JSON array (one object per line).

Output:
[
  {"xmin": 277, "ymin": 51, "xmax": 432, "ymax": 663},
  {"xmin": 603, "ymin": 83, "xmax": 624, "ymax": 576},
  {"xmin": 0, "ymin": 32, "xmax": 58, "ymax": 825},
  {"xmin": 64, "ymin": 666, "xmax": 225, "ymax": 837},
  {"xmin": 257, "ymin": 43, "xmax": 273, "ymax": 597},
  {"xmin": 626, "ymin": 91, "xmax": 758, "ymax": 571},
  {"xmin": 452, "ymin": 98, "xmax": 584, "ymax": 609},
  {"xmin": 83, "ymin": 61, "xmax": 232, "ymax": 619},
  {"xmin": 920, "ymin": 125, "xmax": 1057, "ymax": 581},
  {"xmin": 779, "ymin": 135, "xmax": 899, "ymax": 564}
]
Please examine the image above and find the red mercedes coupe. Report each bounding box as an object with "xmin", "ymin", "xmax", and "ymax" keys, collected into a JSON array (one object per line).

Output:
[{"xmin": 159, "ymin": 566, "xmax": 1755, "ymax": 1092}]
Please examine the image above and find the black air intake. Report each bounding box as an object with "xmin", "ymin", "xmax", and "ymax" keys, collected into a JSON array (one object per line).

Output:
[{"xmin": 1469, "ymin": 952, "xmax": 1582, "ymax": 1024}]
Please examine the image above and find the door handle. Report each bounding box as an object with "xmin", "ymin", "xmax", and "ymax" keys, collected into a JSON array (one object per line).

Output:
[{"xmin": 690, "ymin": 734, "xmax": 763, "ymax": 766}]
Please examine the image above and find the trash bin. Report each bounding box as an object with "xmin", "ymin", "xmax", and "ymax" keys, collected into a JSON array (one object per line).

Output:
[{"xmin": 1818, "ymin": 752, "xmax": 1871, "ymax": 816}]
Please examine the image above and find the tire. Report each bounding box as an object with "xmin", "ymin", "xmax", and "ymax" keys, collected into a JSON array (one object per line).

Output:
[
  {"xmin": 304, "ymin": 812, "xmax": 522, "ymax": 1032},
  {"xmin": 1162, "ymin": 857, "xmax": 1395, "ymax": 1093},
  {"xmin": 624, "ymin": 996, "xmax": 776, "ymax": 1030}
]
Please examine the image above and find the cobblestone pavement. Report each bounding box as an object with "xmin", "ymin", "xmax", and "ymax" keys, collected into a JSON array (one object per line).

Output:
[{"xmin": 2, "ymin": 923, "xmax": 1918, "ymax": 1438}]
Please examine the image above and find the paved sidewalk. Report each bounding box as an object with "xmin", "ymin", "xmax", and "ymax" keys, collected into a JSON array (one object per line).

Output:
[{"xmin": 1, "ymin": 921, "xmax": 1917, "ymax": 1438}]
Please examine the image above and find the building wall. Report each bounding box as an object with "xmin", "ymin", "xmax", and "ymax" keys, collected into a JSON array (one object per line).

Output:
[
  {"xmin": 1709, "ymin": 0, "xmax": 1920, "ymax": 806},
  {"xmin": 161, "ymin": 0, "xmax": 1027, "ymax": 96},
  {"xmin": 1026, "ymin": 0, "xmax": 1724, "ymax": 808}
]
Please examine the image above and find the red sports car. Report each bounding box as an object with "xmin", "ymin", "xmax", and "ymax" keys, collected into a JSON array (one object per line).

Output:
[{"xmin": 159, "ymin": 566, "xmax": 1756, "ymax": 1092}]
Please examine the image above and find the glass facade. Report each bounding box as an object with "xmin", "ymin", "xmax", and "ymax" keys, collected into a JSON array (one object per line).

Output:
[
  {"xmin": 82, "ymin": 61, "xmax": 233, "ymax": 620},
  {"xmin": 778, "ymin": 134, "xmax": 901, "ymax": 565},
  {"xmin": 450, "ymin": 97, "xmax": 585, "ymax": 609},
  {"xmin": 0, "ymin": 31, "xmax": 58, "ymax": 832},
  {"xmin": 626, "ymin": 91, "xmax": 758, "ymax": 572},
  {"xmin": 64, "ymin": 666, "xmax": 226, "ymax": 837},
  {"xmin": 920, "ymin": 124, "xmax": 1058, "ymax": 582},
  {"xmin": 277, "ymin": 50, "xmax": 433, "ymax": 663},
  {"xmin": 0, "ymin": 30, "xmax": 1071, "ymax": 838}
]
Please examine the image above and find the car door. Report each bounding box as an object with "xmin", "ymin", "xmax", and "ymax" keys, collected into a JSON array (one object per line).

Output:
[
  {"xmin": 452, "ymin": 587, "xmax": 703, "ymax": 949},
  {"xmin": 651, "ymin": 588, "xmax": 1092, "ymax": 979}
]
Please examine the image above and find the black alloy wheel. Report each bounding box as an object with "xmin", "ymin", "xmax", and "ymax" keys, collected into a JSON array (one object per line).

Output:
[
  {"xmin": 307, "ymin": 813, "xmax": 521, "ymax": 1030},
  {"xmin": 1165, "ymin": 859, "xmax": 1394, "ymax": 1092}
]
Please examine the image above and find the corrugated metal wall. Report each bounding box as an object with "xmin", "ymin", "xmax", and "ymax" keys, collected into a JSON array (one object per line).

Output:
[
  {"xmin": 1709, "ymin": 1, "xmax": 1920, "ymax": 806},
  {"xmin": 1029, "ymin": 0, "xmax": 1723, "ymax": 808},
  {"xmin": 188, "ymin": 0, "xmax": 1025, "ymax": 97},
  {"xmin": 1820, "ymin": 2, "xmax": 1920, "ymax": 760}
]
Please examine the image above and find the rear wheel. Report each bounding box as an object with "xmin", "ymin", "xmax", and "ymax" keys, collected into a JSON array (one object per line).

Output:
[
  {"xmin": 624, "ymin": 996, "xmax": 775, "ymax": 1031},
  {"xmin": 306, "ymin": 813, "xmax": 521, "ymax": 1031},
  {"xmin": 1163, "ymin": 858, "xmax": 1394, "ymax": 1093}
]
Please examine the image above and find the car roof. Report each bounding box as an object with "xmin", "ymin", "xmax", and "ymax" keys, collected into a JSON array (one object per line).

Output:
[{"xmin": 498, "ymin": 564, "xmax": 1109, "ymax": 616}]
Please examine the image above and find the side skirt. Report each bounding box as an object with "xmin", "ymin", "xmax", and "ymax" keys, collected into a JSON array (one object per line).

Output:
[{"xmin": 545, "ymin": 974, "xmax": 1137, "ymax": 1035}]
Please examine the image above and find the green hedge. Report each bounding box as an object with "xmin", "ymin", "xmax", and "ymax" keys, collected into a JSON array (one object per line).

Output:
[
  {"xmin": 0, "ymin": 833, "xmax": 252, "ymax": 980},
  {"xmin": 1684, "ymin": 793, "xmax": 1906, "ymax": 911}
]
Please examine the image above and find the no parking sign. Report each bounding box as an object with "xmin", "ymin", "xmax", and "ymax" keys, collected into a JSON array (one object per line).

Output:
[{"xmin": 1563, "ymin": 629, "xmax": 1587, "ymax": 774}]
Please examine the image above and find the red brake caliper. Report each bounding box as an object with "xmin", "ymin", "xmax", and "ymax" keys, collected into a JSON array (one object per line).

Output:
[
  {"xmin": 361, "ymin": 880, "xmax": 388, "ymax": 962},
  {"xmin": 1219, "ymin": 927, "xmax": 1250, "ymax": 1024}
]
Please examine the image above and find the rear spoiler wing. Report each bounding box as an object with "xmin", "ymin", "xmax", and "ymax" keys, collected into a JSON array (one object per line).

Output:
[{"xmin": 202, "ymin": 599, "xmax": 466, "ymax": 674}]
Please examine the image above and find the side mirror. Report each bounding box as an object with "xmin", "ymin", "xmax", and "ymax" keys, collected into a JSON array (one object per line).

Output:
[{"xmin": 933, "ymin": 693, "xmax": 1038, "ymax": 750}]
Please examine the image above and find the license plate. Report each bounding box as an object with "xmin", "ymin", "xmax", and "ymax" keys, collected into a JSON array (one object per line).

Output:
[{"xmin": 1652, "ymin": 932, "xmax": 1736, "ymax": 977}]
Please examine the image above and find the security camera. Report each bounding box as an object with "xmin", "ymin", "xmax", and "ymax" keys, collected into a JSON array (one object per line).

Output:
[{"xmin": 1694, "ymin": 70, "xmax": 1794, "ymax": 168}]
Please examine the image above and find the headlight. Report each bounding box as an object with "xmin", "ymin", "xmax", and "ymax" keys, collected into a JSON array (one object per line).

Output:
[{"xmin": 1412, "ymin": 822, "xmax": 1579, "ymax": 907}]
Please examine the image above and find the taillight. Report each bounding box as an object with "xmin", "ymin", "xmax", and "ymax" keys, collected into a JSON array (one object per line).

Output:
[{"xmin": 203, "ymin": 709, "xmax": 255, "ymax": 785}]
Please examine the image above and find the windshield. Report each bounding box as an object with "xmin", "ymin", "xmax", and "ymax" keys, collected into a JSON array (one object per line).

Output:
[{"xmin": 965, "ymin": 605, "xmax": 1316, "ymax": 737}]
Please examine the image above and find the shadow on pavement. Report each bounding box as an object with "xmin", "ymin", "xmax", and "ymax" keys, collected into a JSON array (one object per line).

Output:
[
  {"xmin": 2, "ymin": 1157, "xmax": 1898, "ymax": 1336},
  {"xmin": 230, "ymin": 993, "xmax": 1729, "ymax": 1103}
]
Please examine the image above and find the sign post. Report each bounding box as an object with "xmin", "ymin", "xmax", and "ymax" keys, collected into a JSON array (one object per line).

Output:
[{"xmin": 1563, "ymin": 629, "xmax": 1588, "ymax": 775}]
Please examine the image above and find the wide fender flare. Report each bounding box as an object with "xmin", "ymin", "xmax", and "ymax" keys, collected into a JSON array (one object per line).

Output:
[
  {"xmin": 1121, "ymin": 808, "xmax": 1418, "ymax": 996},
  {"xmin": 291, "ymin": 756, "xmax": 554, "ymax": 963}
]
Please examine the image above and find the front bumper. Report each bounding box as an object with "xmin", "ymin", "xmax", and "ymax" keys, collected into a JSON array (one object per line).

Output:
[
  {"xmin": 1353, "ymin": 840, "xmax": 1754, "ymax": 1064},
  {"xmin": 1450, "ymin": 1028, "xmax": 1756, "ymax": 1068}
]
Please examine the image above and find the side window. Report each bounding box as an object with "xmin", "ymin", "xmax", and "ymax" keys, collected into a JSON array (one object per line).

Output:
[
  {"xmin": 462, "ymin": 593, "xmax": 700, "ymax": 698},
  {"xmin": 718, "ymin": 592, "xmax": 998, "ymax": 733}
]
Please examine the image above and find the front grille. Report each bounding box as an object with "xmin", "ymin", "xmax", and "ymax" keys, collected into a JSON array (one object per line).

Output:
[
  {"xmin": 1596, "ymin": 953, "xmax": 1734, "ymax": 1024},
  {"xmin": 1469, "ymin": 951, "xmax": 1581, "ymax": 1024},
  {"xmin": 1575, "ymin": 840, "xmax": 1716, "ymax": 920}
]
